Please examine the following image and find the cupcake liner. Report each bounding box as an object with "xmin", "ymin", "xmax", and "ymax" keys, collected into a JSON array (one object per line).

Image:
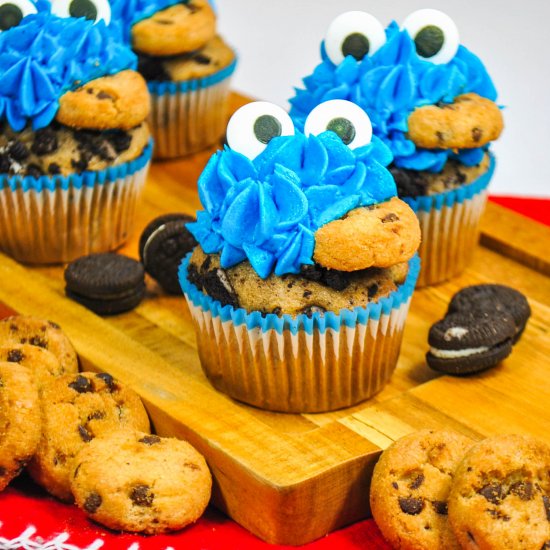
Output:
[
  {"xmin": 0, "ymin": 141, "xmax": 153, "ymax": 265},
  {"xmin": 404, "ymin": 154, "xmax": 495, "ymax": 288},
  {"xmin": 179, "ymin": 254, "xmax": 420, "ymax": 413},
  {"xmin": 148, "ymin": 60, "xmax": 237, "ymax": 159}
]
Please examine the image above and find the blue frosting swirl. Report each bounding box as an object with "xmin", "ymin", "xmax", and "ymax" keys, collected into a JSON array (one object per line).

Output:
[
  {"xmin": 290, "ymin": 22, "xmax": 498, "ymax": 172},
  {"xmin": 0, "ymin": 10, "xmax": 136, "ymax": 131},
  {"xmin": 188, "ymin": 131, "xmax": 396, "ymax": 278}
]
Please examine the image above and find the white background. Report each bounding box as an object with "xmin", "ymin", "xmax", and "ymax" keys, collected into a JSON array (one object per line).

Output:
[{"xmin": 216, "ymin": 0, "xmax": 550, "ymax": 198}]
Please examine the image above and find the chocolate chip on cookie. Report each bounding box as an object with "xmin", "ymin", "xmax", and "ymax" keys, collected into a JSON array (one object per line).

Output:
[
  {"xmin": 71, "ymin": 430, "xmax": 212, "ymax": 534},
  {"xmin": 448, "ymin": 434, "xmax": 550, "ymax": 549},
  {"xmin": 370, "ymin": 429, "xmax": 473, "ymax": 550},
  {"xmin": 65, "ymin": 253, "xmax": 146, "ymax": 315},
  {"xmin": 448, "ymin": 284, "xmax": 531, "ymax": 343},
  {"xmin": 139, "ymin": 213, "xmax": 198, "ymax": 295},
  {"xmin": 426, "ymin": 311, "xmax": 515, "ymax": 375}
]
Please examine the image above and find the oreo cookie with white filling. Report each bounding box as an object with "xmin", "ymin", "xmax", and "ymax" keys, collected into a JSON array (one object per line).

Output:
[
  {"xmin": 139, "ymin": 214, "xmax": 197, "ymax": 295},
  {"xmin": 447, "ymin": 284, "xmax": 531, "ymax": 343},
  {"xmin": 426, "ymin": 312, "xmax": 515, "ymax": 375}
]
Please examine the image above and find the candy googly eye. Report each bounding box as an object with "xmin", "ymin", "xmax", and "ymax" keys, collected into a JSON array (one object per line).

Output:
[
  {"xmin": 226, "ymin": 102, "xmax": 295, "ymax": 159},
  {"xmin": 402, "ymin": 9, "xmax": 459, "ymax": 65},
  {"xmin": 50, "ymin": 0, "xmax": 111, "ymax": 25},
  {"xmin": 324, "ymin": 11, "xmax": 386, "ymax": 65},
  {"xmin": 0, "ymin": 0, "xmax": 37, "ymax": 32},
  {"xmin": 304, "ymin": 100, "xmax": 373, "ymax": 149}
]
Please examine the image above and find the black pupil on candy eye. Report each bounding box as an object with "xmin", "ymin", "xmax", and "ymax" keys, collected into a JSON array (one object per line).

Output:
[
  {"xmin": 341, "ymin": 33, "xmax": 370, "ymax": 61},
  {"xmin": 414, "ymin": 25, "xmax": 445, "ymax": 58},
  {"xmin": 0, "ymin": 4, "xmax": 23, "ymax": 31},
  {"xmin": 69, "ymin": 0, "xmax": 98, "ymax": 21},
  {"xmin": 254, "ymin": 115, "xmax": 282, "ymax": 144},
  {"xmin": 327, "ymin": 117, "xmax": 356, "ymax": 145}
]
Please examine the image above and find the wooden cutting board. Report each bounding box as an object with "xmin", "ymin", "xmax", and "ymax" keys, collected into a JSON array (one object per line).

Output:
[{"xmin": 0, "ymin": 94, "xmax": 548, "ymax": 546}]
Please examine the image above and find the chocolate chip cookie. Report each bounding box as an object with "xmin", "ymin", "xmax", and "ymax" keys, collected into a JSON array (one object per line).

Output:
[
  {"xmin": 28, "ymin": 372, "xmax": 150, "ymax": 502},
  {"xmin": 132, "ymin": 0, "xmax": 216, "ymax": 57},
  {"xmin": 57, "ymin": 70, "xmax": 151, "ymax": 131},
  {"xmin": 71, "ymin": 430, "xmax": 212, "ymax": 534},
  {"xmin": 407, "ymin": 93, "xmax": 504, "ymax": 150},
  {"xmin": 313, "ymin": 197, "xmax": 421, "ymax": 271},
  {"xmin": 448, "ymin": 434, "xmax": 550, "ymax": 549},
  {"xmin": 0, "ymin": 344, "xmax": 69, "ymax": 388},
  {"xmin": 0, "ymin": 316, "xmax": 78, "ymax": 375},
  {"xmin": 370, "ymin": 429, "xmax": 474, "ymax": 550},
  {"xmin": 0, "ymin": 362, "xmax": 41, "ymax": 491}
]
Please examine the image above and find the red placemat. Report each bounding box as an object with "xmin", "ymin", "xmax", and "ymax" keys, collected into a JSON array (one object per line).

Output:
[{"xmin": 0, "ymin": 197, "xmax": 547, "ymax": 550}]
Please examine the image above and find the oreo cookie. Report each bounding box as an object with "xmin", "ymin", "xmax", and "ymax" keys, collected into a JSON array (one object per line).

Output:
[
  {"xmin": 64, "ymin": 253, "xmax": 145, "ymax": 315},
  {"xmin": 139, "ymin": 214, "xmax": 198, "ymax": 295},
  {"xmin": 426, "ymin": 311, "xmax": 515, "ymax": 375},
  {"xmin": 448, "ymin": 284, "xmax": 531, "ymax": 343}
]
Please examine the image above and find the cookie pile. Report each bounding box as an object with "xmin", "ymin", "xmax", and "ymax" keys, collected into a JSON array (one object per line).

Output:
[
  {"xmin": 426, "ymin": 284, "xmax": 531, "ymax": 375},
  {"xmin": 0, "ymin": 315, "xmax": 211, "ymax": 534},
  {"xmin": 370, "ymin": 429, "xmax": 550, "ymax": 549}
]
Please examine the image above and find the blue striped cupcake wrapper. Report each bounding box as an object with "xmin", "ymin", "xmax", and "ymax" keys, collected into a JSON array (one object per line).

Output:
[
  {"xmin": 403, "ymin": 154, "xmax": 495, "ymax": 287},
  {"xmin": 148, "ymin": 60, "xmax": 237, "ymax": 159},
  {"xmin": 179, "ymin": 254, "xmax": 420, "ymax": 413},
  {"xmin": 0, "ymin": 141, "xmax": 153, "ymax": 264}
]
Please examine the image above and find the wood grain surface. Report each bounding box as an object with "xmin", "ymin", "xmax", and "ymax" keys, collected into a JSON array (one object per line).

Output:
[{"xmin": 0, "ymin": 94, "xmax": 548, "ymax": 545}]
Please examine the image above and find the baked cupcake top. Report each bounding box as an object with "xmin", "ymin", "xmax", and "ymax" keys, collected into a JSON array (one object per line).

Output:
[
  {"xmin": 290, "ymin": 9, "xmax": 503, "ymax": 172},
  {"xmin": 0, "ymin": 0, "xmax": 138, "ymax": 131},
  {"xmin": 188, "ymin": 100, "xmax": 421, "ymax": 279}
]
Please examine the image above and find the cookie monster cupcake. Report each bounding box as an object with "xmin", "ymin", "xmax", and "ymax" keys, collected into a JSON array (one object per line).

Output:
[
  {"xmin": 179, "ymin": 100, "xmax": 421, "ymax": 413},
  {"xmin": 0, "ymin": 0, "xmax": 152, "ymax": 264},
  {"xmin": 290, "ymin": 9, "xmax": 503, "ymax": 287},
  {"xmin": 111, "ymin": 0, "xmax": 236, "ymax": 159}
]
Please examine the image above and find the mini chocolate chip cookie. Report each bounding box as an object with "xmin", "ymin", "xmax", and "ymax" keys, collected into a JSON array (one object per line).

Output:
[
  {"xmin": 71, "ymin": 430, "xmax": 212, "ymax": 534},
  {"xmin": 57, "ymin": 71, "xmax": 151, "ymax": 132},
  {"xmin": 132, "ymin": 0, "xmax": 216, "ymax": 57},
  {"xmin": 139, "ymin": 213, "xmax": 198, "ymax": 295},
  {"xmin": 448, "ymin": 434, "xmax": 550, "ymax": 549},
  {"xmin": 0, "ymin": 316, "xmax": 78, "ymax": 375},
  {"xmin": 370, "ymin": 429, "xmax": 474, "ymax": 550},
  {"xmin": 0, "ymin": 362, "xmax": 41, "ymax": 491},
  {"xmin": 426, "ymin": 311, "xmax": 516, "ymax": 375},
  {"xmin": 0, "ymin": 344, "xmax": 69, "ymax": 388},
  {"xmin": 407, "ymin": 93, "xmax": 504, "ymax": 150},
  {"xmin": 28, "ymin": 372, "xmax": 150, "ymax": 502},
  {"xmin": 313, "ymin": 197, "xmax": 421, "ymax": 271},
  {"xmin": 448, "ymin": 284, "xmax": 531, "ymax": 343}
]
